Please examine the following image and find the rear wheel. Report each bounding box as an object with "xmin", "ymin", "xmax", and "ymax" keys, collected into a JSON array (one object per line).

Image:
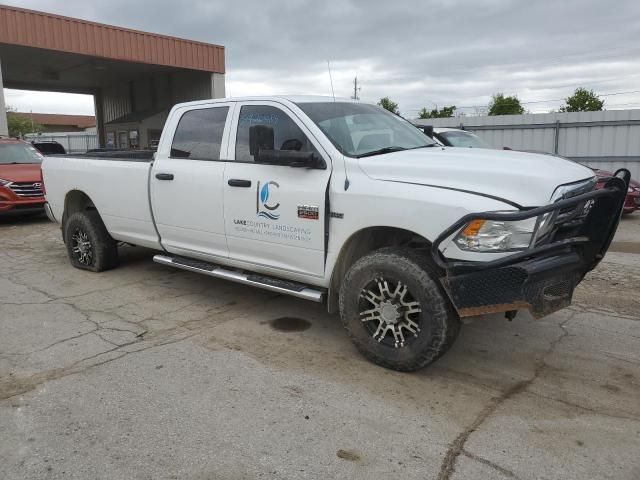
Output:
[
  {"xmin": 339, "ymin": 247, "xmax": 460, "ymax": 371},
  {"xmin": 63, "ymin": 211, "xmax": 118, "ymax": 272}
]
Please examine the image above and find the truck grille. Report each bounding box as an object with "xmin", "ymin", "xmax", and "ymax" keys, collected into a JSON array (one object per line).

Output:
[
  {"xmin": 536, "ymin": 180, "xmax": 597, "ymax": 245},
  {"xmin": 9, "ymin": 182, "xmax": 44, "ymax": 197}
]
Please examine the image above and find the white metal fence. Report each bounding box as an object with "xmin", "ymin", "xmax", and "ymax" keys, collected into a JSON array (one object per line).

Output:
[
  {"xmin": 415, "ymin": 109, "xmax": 640, "ymax": 178},
  {"xmin": 24, "ymin": 132, "xmax": 99, "ymax": 154}
]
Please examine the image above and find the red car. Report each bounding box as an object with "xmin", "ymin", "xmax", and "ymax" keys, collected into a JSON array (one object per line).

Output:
[
  {"xmin": 0, "ymin": 137, "xmax": 46, "ymax": 215},
  {"xmin": 593, "ymin": 168, "xmax": 640, "ymax": 215}
]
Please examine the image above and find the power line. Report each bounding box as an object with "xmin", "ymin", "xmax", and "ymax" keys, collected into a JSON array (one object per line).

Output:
[
  {"xmin": 599, "ymin": 101, "xmax": 640, "ymax": 108},
  {"xmin": 403, "ymin": 88, "xmax": 640, "ymax": 113},
  {"xmin": 459, "ymin": 89, "xmax": 640, "ymax": 109},
  {"xmin": 403, "ymin": 72, "xmax": 640, "ymax": 113}
]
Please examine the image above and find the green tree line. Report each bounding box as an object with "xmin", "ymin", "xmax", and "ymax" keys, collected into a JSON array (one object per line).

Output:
[{"xmin": 376, "ymin": 87, "xmax": 605, "ymax": 118}]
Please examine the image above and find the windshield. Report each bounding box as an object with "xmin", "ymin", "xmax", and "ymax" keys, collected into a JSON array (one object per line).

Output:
[
  {"xmin": 438, "ymin": 130, "xmax": 491, "ymax": 148},
  {"xmin": 0, "ymin": 143, "xmax": 44, "ymax": 164},
  {"xmin": 296, "ymin": 102, "xmax": 436, "ymax": 157}
]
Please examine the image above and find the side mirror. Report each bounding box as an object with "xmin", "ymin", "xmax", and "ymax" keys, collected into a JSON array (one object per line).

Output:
[
  {"xmin": 257, "ymin": 149, "xmax": 325, "ymax": 169},
  {"xmin": 249, "ymin": 125, "xmax": 325, "ymax": 169}
]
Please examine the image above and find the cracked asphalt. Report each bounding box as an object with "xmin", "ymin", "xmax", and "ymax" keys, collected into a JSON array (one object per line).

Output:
[{"xmin": 1, "ymin": 214, "xmax": 639, "ymax": 480}]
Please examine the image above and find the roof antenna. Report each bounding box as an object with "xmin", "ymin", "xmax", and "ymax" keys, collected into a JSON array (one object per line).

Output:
[
  {"xmin": 328, "ymin": 61, "xmax": 349, "ymax": 190},
  {"xmin": 326, "ymin": 60, "xmax": 349, "ymax": 189},
  {"xmin": 327, "ymin": 60, "xmax": 336, "ymax": 102}
]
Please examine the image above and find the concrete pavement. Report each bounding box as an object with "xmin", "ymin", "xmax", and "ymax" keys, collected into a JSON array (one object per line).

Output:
[{"xmin": 1, "ymin": 214, "xmax": 639, "ymax": 479}]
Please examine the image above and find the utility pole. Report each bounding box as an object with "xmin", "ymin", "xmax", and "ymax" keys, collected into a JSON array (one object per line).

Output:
[{"xmin": 351, "ymin": 76, "xmax": 361, "ymax": 100}]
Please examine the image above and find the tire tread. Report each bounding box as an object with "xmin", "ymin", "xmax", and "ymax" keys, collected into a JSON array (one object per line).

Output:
[
  {"xmin": 339, "ymin": 247, "xmax": 460, "ymax": 371},
  {"xmin": 64, "ymin": 210, "xmax": 118, "ymax": 272}
]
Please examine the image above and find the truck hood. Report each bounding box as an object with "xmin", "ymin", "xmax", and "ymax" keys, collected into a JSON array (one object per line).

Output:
[
  {"xmin": 0, "ymin": 163, "xmax": 43, "ymax": 183},
  {"xmin": 358, "ymin": 147, "xmax": 595, "ymax": 207}
]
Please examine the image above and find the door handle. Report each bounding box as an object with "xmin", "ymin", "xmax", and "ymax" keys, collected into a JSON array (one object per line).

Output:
[
  {"xmin": 228, "ymin": 179, "xmax": 251, "ymax": 187},
  {"xmin": 155, "ymin": 173, "xmax": 174, "ymax": 181}
]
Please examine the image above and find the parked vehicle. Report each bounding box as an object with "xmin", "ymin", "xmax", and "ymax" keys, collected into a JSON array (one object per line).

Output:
[
  {"xmin": 41, "ymin": 97, "xmax": 629, "ymax": 371},
  {"xmin": 0, "ymin": 137, "xmax": 46, "ymax": 215},
  {"xmin": 593, "ymin": 168, "xmax": 639, "ymax": 215},
  {"xmin": 31, "ymin": 140, "xmax": 66, "ymax": 155},
  {"xmin": 419, "ymin": 127, "xmax": 640, "ymax": 215},
  {"xmin": 415, "ymin": 125, "xmax": 492, "ymax": 148}
]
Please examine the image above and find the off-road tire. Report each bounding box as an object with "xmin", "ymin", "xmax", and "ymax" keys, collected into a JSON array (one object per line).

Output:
[
  {"xmin": 63, "ymin": 210, "xmax": 118, "ymax": 272},
  {"xmin": 339, "ymin": 247, "xmax": 460, "ymax": 371}
]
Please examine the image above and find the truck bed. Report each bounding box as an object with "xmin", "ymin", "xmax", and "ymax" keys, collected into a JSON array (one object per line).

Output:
[
  {"xmin": 42, "ymin": 153, "xmax": 161, "ymax": 249},
  {"xmin": 81, "ymin": 149, "xmax": 156, "ymax": 161}
]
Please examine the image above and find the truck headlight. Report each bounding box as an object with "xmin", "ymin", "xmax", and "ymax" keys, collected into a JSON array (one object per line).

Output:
[
  {"xmin": 454, "ymin": 217, "xmax": 538, "ymax": 252},
  {"xmin": 0, "ymin": 178, "xmax": 13, "ymax": 187},
  {"xmin": 551, "ymin": 178, "xmax": 596, "ymax": 202}
]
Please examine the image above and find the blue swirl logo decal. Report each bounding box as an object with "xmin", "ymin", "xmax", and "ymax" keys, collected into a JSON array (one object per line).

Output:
[{"xmin": 256, "ymin": 180, "xmax": 280, "ymax": 220}]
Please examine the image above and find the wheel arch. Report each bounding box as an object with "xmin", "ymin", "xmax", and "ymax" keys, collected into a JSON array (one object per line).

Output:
[
  {"xmin": 62, "ymin": 190, "xmax": 100, "ymax": 242},
  {"xmin": 327, "ymin": 226, "xmax": 434, "ymax": 314}
]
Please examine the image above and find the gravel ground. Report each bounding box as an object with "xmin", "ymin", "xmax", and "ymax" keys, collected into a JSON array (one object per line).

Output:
[{"xmin": 1, "ymin": 213, "xmax": 639, "ymax": 480}]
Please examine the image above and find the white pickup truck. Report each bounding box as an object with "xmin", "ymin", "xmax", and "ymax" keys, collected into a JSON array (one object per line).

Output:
[{"xmin": 42, "ymin": 96, "xmax": 629, "ymax": 371}]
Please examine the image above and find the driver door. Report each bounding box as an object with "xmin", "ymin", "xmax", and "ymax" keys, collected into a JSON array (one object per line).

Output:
[{"xmin": 223, "ymin": 101, "xmax": 331, "ymax": 278}]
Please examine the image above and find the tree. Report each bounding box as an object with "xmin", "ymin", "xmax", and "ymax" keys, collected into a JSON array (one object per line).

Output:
[
  {"xmin": 559, "ymin": 88, "xmax": 604, "ymax": 112},
  {"xmin": 6, "ymin": 107, "xmax": 42, "ymax": 137},
  {"xmin": 377, "ymin": 97, "xmax": 399, "ymax": 115},
  {"xmin": 487, "ymin": 93, "xmax": 525, "ymax": 116},
  {"xmin": 418, "ymin": 105, "xmax": 457, "ymax": 119}
]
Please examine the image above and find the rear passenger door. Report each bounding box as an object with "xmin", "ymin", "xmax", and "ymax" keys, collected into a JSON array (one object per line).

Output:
[{"xmin": 151, "ymin": 103, "xmax": 233, "ymax": 260}]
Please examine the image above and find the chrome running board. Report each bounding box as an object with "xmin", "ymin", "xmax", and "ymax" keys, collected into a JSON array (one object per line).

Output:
[{"xmin": 153, "ymin": 254, "xmax": 324, "ymax": 303}]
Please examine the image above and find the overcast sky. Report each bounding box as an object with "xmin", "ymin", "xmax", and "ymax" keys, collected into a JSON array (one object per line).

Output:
[{"xmin": 4, "ymin": 0, "xmax": 640, "ymax": 117}]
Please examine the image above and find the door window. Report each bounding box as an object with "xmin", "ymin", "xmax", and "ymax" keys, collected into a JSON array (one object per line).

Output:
[
  {"xmin": 171, "ymin": 107, "xmax": 229, "ymax": 160},
  {"xmin": 235, "ymin": 105, "xmax": 317, "ymax": 162}
]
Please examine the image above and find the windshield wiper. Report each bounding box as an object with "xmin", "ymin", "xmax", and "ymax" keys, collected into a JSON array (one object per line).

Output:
[
  {"xmin": 356, "ymin": 146, "xmax": 407, "ymax": 158},
  {"xmin": 406, "ymin": 144, "xmax": 438, "ymax": 149}
]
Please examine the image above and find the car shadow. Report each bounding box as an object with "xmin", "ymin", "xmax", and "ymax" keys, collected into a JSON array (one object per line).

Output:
[{"xmin": 0, "ymin": 212, "xmax": 49, "ymax": 227}]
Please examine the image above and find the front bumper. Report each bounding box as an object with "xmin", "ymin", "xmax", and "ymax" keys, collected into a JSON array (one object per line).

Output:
[
  {"xmin": 432, "ymin": 170, "xmax": 630, "ymax": 318},
  {"xmin": 44, "ymin": 202, "xmax": 57, "ymax": 222},
  {"xmin": 0, "ymin": 186, "xmax": 45, "ymax": 214}
]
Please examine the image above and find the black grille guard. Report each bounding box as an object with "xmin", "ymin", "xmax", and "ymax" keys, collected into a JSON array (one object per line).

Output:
[{"xmin": 431, "ymin": 169, "xmax": 631, "ymax": 274}]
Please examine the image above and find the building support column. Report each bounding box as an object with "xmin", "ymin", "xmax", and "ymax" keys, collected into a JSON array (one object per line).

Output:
[
  {"xmin": 0, "ymin": 58, "xmax": 8, "ymax": 136},
  {"xmin": 94, "ymin": 88, "xmax": 105, "ymax": 148},
  {"xmin": 210, "ymin": 73, "xmax": 225, "ymax": 99}
]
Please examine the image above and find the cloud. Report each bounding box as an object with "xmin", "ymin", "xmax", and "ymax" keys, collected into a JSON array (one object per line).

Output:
[
  {"xmin": 3, "ymin": 0, "xmax": 640, "ymax": 116},
  {"xmin": 4, "ymin": 90, "xmax": 94, "ymax": 115}
]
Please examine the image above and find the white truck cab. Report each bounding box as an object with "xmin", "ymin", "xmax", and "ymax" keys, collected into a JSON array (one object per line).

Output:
[{"xmin": 42, "ymin": 96, "xmax": 630, "ymax": 371}]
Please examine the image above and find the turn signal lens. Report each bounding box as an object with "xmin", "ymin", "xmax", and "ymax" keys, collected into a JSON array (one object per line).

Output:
[{"xmin": 462, "ymin": 219, "xmax": 485, "ymax": 237}]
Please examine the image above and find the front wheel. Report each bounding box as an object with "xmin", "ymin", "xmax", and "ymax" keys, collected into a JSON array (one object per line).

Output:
[{"xmin": 339, "ymin": 248, "xmax": 460, "ymax": 371}]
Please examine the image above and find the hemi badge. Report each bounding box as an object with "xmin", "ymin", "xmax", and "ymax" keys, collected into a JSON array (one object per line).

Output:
[
  {"xmin": 330, "ymin": 212, "xmax": 344, "ymax": 219},
  {"xmin": 298, "ymin": 205, "xmax": 319, "ymax": 220}
]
